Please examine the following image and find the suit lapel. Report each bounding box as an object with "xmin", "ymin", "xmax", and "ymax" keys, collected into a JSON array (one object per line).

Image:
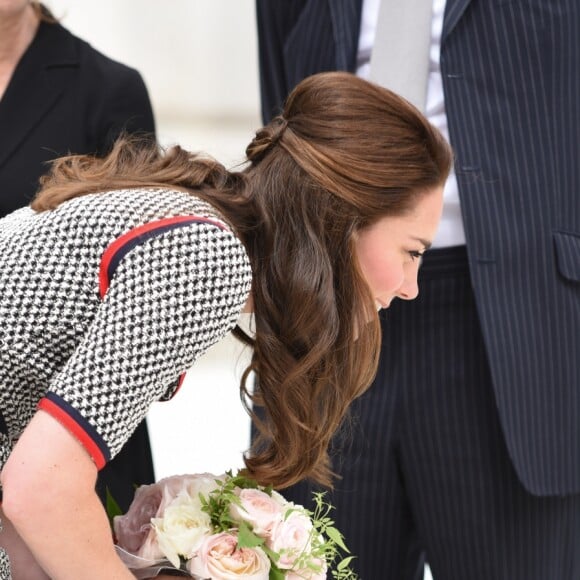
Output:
[
  {"xmin": 0, "ymin": 21, "xmax": 79, "ymax": 169},
  {"xmin": 442, "ymin": 0, "xmax": 473, "ymax": 43}
]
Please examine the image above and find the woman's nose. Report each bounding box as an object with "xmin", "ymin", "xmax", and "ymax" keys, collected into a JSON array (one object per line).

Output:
[{"xmin": 396, "ymin": 274, "xmax": 419, "ymax": 301}]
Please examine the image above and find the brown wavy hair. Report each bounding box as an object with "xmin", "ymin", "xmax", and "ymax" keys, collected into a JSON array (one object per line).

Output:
[{"xmin": 32, "ymin": 72, "xmax": 452, "ymax": 489}]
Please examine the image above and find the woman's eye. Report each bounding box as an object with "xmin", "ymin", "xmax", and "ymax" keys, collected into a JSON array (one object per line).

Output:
[{"xmin": 409, "ymin": 250, "xmax": 424, "ymax": 261}]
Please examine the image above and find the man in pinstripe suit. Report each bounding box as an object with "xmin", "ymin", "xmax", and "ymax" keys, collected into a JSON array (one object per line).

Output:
[{"xmin": 255, "ymin": 1, "xmax": 580, "ymax": 578}]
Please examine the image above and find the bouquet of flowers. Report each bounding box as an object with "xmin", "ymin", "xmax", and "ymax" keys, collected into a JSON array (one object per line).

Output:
[{"xmin": 111, "ymin": 471, "xmax": 357, "ymax": 579}]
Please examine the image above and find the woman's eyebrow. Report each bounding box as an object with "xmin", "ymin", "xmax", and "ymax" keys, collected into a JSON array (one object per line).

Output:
[{"xmin": 411, "ymin": 236, "xmax": 432, "ymax": 250}]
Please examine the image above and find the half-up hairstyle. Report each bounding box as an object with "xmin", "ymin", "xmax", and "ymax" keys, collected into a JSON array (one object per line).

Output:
[
  {"xmin": 242, "ymin": 72, "xmax": 452, "ymax": 488},
  {"xmin": 30, "ymin": 71, "xmax": 452, "ymax": 490}
]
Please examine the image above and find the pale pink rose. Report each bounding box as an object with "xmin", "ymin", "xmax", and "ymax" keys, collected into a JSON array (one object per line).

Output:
[
  {"xmin": 113, "ymin": 473, "xmax": 220, "ymax": 561},
  {"xmin": 187, "ymin": 532, "xmax": 270, "ymax": 580},
  {"xmin": 229, "ymin": 488, "xmax": 285, "ymax": 536},
  {"xmin": 267, "ymin": 511, "xmax": 314, "ymax": 570},
  {"xmin": 114, "ymin": 481, "xmax": 164, "ymax": 560},
  {"xmin": 286, "ymin": 557, "xmax": 328, "ymax": 580},
  {"xmin": 159, "ymin": 472, "xmax": 221, "ymax": 511}
]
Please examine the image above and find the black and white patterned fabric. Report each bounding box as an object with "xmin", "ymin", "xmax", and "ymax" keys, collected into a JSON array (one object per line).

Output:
[
  {"xmin": 0, "ymin": 546, "xmax": 10, "ymax": 580},
  {"xmin": 0, "ymin": 188, "xmax": 252, "ymax": 470}
]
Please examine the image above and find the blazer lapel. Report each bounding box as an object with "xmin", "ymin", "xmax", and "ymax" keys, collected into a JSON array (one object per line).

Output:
[
  {"xmin": 442, "ymin": 0, "xmax": 473, "ymax": 43},
  {"xmin": 0, "ymin": 21, "xmax": 79, "ymax": 169}
]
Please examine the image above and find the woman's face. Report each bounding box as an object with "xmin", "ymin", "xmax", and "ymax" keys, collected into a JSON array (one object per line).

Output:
[{"xmin": 355, "ymin": 186, "xmax": 444, "ymax": 309}]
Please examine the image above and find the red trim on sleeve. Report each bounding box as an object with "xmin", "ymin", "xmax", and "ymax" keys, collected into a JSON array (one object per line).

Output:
[
  {"xmin": 99, "ymin": 215, "xmax": 228, "ymax": 298},
  {"xmin": 168, "ymin": 372, "xmax": 187, "ymax": 400},
  {"xmin": 38, "ymin": 398, "xmax": 107, "ymax": 470}
]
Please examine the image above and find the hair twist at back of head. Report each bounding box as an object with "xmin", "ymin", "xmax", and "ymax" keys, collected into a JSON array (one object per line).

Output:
[{"xmin": 246, "ymin": 115, "xmax": 288, "ymax": 164}]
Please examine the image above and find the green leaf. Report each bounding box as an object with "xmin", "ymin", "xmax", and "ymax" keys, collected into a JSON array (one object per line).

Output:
[
  {"xmin": 237, "ymin": 520, "xmax": 265, "ymax": 549},
  {"xmin": 262, "ymin": 545, "xmax": 280, "ymax": 563},
  {"xmin": 105, "ymin": 487, "xmax": 123, "ymax": 529},
  {"xmin": 337, "ymin": 556, "xmax": 356, "ymax": 570},
  {"xmin": 325, "ymin": 526, "xmax": 349, "ymax": 552},
  {"xmin": 269, "ymin": 567, "xmax": 286, "ymax": 580}
]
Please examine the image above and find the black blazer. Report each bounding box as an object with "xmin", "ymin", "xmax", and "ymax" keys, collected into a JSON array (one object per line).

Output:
[
  {"xmin": 256, "ymin": 0, "xmax": 580, "ymax": 496},
  {"xmin": 0, "ymin": 19, "xmax": 155, "ymax": 216}
]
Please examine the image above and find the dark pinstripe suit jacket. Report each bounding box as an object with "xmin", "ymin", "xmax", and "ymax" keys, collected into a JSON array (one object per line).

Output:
[{"xmin": 257, "ymin": 0, "xmax": 580, "ymax": 496}]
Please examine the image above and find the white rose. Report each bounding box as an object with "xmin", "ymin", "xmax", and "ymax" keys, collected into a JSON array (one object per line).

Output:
[
  {"xmin": 183, "ymin": 472, "xmax": 223, "ymax": 500},
  {"xmin": 152, "ymin": 490, "xmax": 212, "ymax": 568}
]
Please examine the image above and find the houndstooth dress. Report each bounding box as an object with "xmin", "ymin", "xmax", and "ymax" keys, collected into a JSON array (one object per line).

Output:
[
  {"xmin": 0, "ymin": 544, "xmax": 9, "ymax": 580},
  {"xmin": 0, "ymin": 187, "xmax": 252, "ymax": 475}
]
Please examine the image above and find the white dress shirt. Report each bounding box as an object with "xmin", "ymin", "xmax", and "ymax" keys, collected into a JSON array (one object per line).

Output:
[{"xmin": 357, "ymin": 0, "xmax": 466, "ymax": 248}]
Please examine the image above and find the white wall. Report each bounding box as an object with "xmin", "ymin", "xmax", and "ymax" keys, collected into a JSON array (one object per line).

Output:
[
  {"xmin": 47, "ymin": 0, "xmax": 261, "ymax": 478},
  {"xmin": 49, "ymin": 0, "xmax": 261, "ymax": 164}
]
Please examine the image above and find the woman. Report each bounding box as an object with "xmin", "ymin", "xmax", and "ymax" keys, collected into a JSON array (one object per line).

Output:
[{"xmin": 0, "ymin": 71, "xmax": 451, "ymax": 578}]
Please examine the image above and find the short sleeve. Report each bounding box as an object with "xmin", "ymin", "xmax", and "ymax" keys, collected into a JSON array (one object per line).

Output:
[{"xmin": 39, "ymin": 221, "xmax": 252, "ymax": 468}]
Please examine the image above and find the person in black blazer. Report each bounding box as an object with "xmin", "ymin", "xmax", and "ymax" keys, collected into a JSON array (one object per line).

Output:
[
  {"xmin": 256, "ymin": 1, "xmax": 580, "ymax": 579},
  {"xmin": 0, "ymin": 2, "xmax": 155, "ymax": 216},
  {"xmin": 0, "ymin": 1, "xmax": 155, "ymax": 511}
]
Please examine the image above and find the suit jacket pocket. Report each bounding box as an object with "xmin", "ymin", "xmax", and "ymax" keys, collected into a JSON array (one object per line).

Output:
[{"xmin": 553, "ymin": 231, "xmax": 580, "ymax": 282}]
